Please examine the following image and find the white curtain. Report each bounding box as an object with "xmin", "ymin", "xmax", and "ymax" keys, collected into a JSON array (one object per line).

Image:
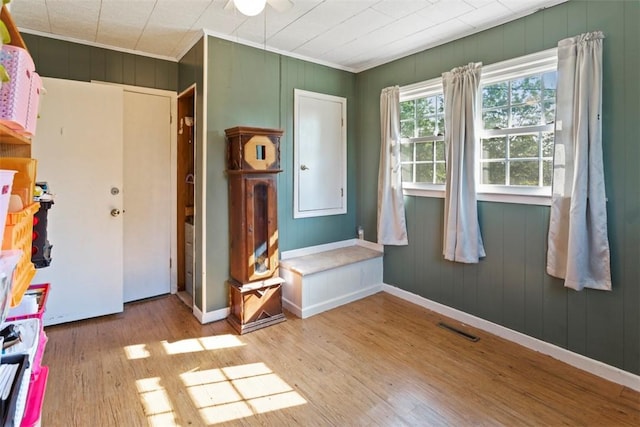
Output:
[
  {"xmin": 377, "ymin": 86, "xmax": 408, "ymax": 246},
  {"xmin": 547, "ymin": 31, "xmax": 611, "ymax": 291},
  {"xmin": 442, "ymin": 63, "xmax": 485, "ymax": 263}
]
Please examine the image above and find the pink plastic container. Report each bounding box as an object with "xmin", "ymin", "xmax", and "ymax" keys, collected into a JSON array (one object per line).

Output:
[
  {"xmin": 20, "ymin": 366, "xmax": 48, "ymax": 427},
  {"xmin": 7, "ymin": 283, "xmax": 50, "ymax": 322},
  {"xmin": 0, "ymin": 45, "xmax": 36, "ymax": 132}
]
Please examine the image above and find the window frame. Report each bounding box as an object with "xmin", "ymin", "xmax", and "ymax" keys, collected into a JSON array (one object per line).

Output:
[{"xmin": 399, "ymin": 48, "xmax": 558, "ymax": 206}]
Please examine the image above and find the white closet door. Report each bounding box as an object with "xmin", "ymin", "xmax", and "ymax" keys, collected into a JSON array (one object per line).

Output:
[{"xmin": 33, "ymin": 77, "xmax": 124, "ymax": 325}]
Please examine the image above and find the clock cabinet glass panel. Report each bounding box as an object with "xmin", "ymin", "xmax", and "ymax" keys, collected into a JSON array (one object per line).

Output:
[{"xmin": 228, "ymin": 174, "xmax": 278, "ymax": 284}]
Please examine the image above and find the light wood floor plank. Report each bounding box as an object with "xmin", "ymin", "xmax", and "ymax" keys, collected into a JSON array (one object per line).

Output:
[{"xmin": 41, "ymin": 293, "xmax": 640, "ymax": 426}]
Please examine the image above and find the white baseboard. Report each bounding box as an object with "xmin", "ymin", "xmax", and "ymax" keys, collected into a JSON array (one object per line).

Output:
[
  {"xmin": 281, "ymin": 239, "xmax": 382, "ymax": 260},
  {"xmin": 283, "ymin": 283, "xmax": 383, "ymax": 319},
  {"xmin": 193, "ymin": 305, "xmax": 230, "ymax": 324},
  {"xmin": 383, "ymin": 284, "xmax": 640, "ymax": 392},
  {"xmin": 281, "ymin": 299, "xmax": 302, "ymax": 318}
]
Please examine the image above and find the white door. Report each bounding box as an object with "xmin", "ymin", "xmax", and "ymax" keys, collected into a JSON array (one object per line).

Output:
[
  {"xmin": 294, "ymin": 89, "xmax": 347, "ymax": 218},
  {"xmin": 123, "ymin": 91, "xmax": 171, "ymax": 302},
  {"xmin": 32, "ymin": 78, "xmax": 124, "ymax": 325}
]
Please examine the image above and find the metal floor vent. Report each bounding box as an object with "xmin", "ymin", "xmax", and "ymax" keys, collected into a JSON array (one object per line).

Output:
[{"xmin": 437, "ymin": 322, "xmax": 480, "ymax": 342}]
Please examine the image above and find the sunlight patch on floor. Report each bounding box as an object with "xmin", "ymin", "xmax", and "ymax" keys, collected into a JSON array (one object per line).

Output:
[
  {"xmin": 161, "ymin": 334, "xmax": 245, "ymax": 355},
  {"xmin": 124, "ymin": 344, "xmax": 151, "ymax": 360},
  {"xmin": 136, "ymin": 377, "xmax": 178, "ymax": 426},
  {"xmin": 181, "ymin": 362, "xmax": 307, "ymax": 424}
]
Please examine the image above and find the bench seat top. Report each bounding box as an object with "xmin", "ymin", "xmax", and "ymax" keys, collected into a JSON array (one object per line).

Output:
[{"xmin": 280, "ymin": 245, "xmax": 383, "ymax": 276}]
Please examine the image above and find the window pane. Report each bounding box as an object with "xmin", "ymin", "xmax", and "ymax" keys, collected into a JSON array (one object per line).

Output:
[
  {"xmin": 543, "ymin": 160, "xmax": 552, "ymax": 186},
  {"xmin": 400, "ymin": 120, "xmax": 415, "ymax": 138},
  {"xmin": 541, "ymin": 131, "xmax": 554, "ymax": 157},
  {"xmin": 401, "ymin": 142, "xmax": 413, "ymax": 162},
  {"xmin": 416, "ymin": 163, "xmax": 433, "ymax": 183},
  {"xmin": 417, "ymin": 97, "xmax": 436, "ymax": 116},
  {"xmin": 481, "ymin": 161, "xmax": 506, "ymax": 185},
  {"xmin": 511, "ymin": 76, "xmax": 541, "ymax": 105},
  {"xmin": 483, "ymin": 82, "xmax": 508, "ymax": 108},
  {"xmin": 511, "ymin": 103, "xmax": 542, "ymax": 126},
  {"xmin": 416, "ymin": 142, "xmax": 433, "ymax": 161},
  {"xmin": 542, "ymin": 71, "xmax": 557, "ymax": 92},
  {"xmin": 400, "ymin": 100, "xmax": 415, "ymax": 121},
  {"xmin": 418, "ymin": 117, "xmax": 436, "ymax": 136},
  {"xmin": 436, "ymin": 94, "xmax": 445, "ymax": 114},
  {"xmin": 435, "ymin": 140, "xmax": 445, "ymax": 160},
  {"xmin": 481, "ymin": 137, "xmax": 506, "ymax": 159},
  {"xmin": 543, "ymin": 100, "xmax": 556, "ymax": 124},
  {"xmin": 510, "ymin": 160, "xmax": 539, "ymax": 186},
  {"xmin": 437, "ymin": 116, "xmax": 445, "ymax": 136},
  {"xmin": 402, "ymin": 164, "xmax": 413, "ymax": 182},
  {"xmin": 435, "ymin": 162, "xmax": 446, "ymax": 184},
  {"xmin": 542, "ymin": 71, "xmax": 557, "ymax": 123},
  {"xmin": 509, "ymin": 134, "xmax": 538, "ymax": 158},
  {"xmin": 483, "ymin": 108, "xmax": 508, "ymax": 129}
]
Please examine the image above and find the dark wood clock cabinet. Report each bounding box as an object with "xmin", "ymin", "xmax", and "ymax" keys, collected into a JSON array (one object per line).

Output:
[{"xmin": 225, "ymin": 126, "xmax": 286, "ymax": 334}]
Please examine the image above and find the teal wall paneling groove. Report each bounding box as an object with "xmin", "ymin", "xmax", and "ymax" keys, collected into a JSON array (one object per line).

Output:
[{"xmin": 356, "ymin": 0, "xmax": 640, "ymax": 375}]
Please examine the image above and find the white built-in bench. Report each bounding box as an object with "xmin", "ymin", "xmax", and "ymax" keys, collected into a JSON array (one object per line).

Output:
[{"xmin": 279, "ymin": 240, "xmax": 384, "ymax": 319}]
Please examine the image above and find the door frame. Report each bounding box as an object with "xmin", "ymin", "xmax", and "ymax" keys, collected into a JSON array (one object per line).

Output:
[
  {"xmin": 177, "ymin": 84, "xmax": 196, "ymax": 308},
  {"xmin": 94, "ymin": 81, "xmax": 178, "ymax": 295}
]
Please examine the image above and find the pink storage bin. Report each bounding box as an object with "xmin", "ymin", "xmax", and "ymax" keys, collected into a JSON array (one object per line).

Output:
[
  {"xmin": 0, "ymin": 45, "xmax": 35, "ymax": 132},
  {"xmin": 7, "ymin": 283, "xmax": 50, "ymax": 322},
  {"xmin": 23, "ymin": 71, "xmax": 41, "ymax": 136},
  {"xmin": 20, "ymin": 366, "xmax": 48, "ymax": 427},
  {"xmin": 1, "ymin": 318, "xmax": 40, "ymax": 425}
]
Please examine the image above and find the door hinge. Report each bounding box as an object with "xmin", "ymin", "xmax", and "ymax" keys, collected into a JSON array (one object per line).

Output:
[
  {"xmin": 170, "ymin": 258, "xmax": 172, "ymax": 268},
  {"xmin": 341, "ymin": 188, "xmax": 343, "ymax": 197}
]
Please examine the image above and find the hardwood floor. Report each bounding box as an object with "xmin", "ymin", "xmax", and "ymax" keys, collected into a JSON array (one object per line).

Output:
[{"xmin": 41, "ymin": 293, "xmax": 639, "ymax": 426}]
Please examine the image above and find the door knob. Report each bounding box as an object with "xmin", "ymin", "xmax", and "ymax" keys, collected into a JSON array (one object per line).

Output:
[
  {"xmin": 111, "ymin": 209, "xmax": 121, "ymax": 217},
  {"xmin": 300, "ymin": 164, "xmax": 309, "ymax": 170}
]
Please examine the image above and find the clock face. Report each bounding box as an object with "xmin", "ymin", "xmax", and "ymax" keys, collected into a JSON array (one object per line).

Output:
[{"xmin": 244, "ymin": 135, "xmax": 276, "ymax": 170}]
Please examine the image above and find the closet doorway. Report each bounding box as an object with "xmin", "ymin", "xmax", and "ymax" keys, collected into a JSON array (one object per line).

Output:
[{"xmin": 177, "ymin": 85, "xmax": 196, "ymax": 307}]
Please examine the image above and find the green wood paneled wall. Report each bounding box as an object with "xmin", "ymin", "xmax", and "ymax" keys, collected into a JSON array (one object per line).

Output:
[
  {"xmin": 278, "ymin": 56, "xmax": 358, "ymax": 250},
  {"xmin": 178, "ymin": 39, "xmax": 203, "ymax": 94},
  {"xmin": 356, "ymin": 0, "xmax": 639, "ymax": 375},
  {"xmin": 204, "ymin": 37, "xmax": 357, "ymax": 312},
  {"xmin": 22, "ymin": 34, "xmax": 178, "ymax": 91}
]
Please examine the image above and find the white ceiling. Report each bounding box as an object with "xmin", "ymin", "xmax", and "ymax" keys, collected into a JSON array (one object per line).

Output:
[{"xmin": 9, "ymin": 0, "xmax": 567, "ymax": 72}]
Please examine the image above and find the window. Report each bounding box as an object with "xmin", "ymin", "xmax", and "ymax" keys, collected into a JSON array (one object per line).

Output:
[
  {"xmin": 400, "ymin": 79, "xmax": 445, "ymax": 187},
  {"xmin": 479, "ymin": 70, "xmax": 557, "ymax": 192},
  {"xmin": 399, "ymin": 48, "xmax": 558, "ymax": 204}
]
